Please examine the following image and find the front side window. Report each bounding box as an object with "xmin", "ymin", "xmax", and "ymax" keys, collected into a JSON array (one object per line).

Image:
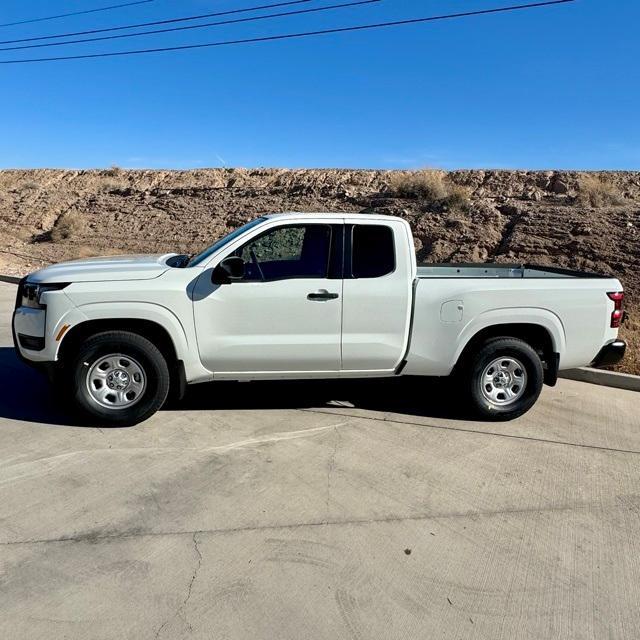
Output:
[
  {"xmin": 188, "ymin": 217, "xmax": 266, "ymax": 267},
  {"xmin": 233, "ymin": 224, "xmax": 332, "ymax": 281},
  {"xmin": 352, "ymin": 225, "xmax": 395, "ymax": 278}
]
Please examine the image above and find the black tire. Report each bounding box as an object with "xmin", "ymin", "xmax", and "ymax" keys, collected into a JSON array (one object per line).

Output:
[
  {"xmin": 466, "ymin": 337, "xmax": 544, "ymax": 421},
  {"xmin": 67, "ymin": 331, "xmax": 170, "ymax": 426}
]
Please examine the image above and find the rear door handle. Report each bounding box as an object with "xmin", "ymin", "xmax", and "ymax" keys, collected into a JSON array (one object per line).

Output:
[{"xmin": 307, "ymin": 289, "xmax": 339, "ymax": 301}]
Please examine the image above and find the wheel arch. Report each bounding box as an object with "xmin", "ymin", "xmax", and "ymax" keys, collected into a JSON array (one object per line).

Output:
[
  {"xmin": 453, "ymin": 313, "xmax": 563, "ymax": 386},
  {"xmin": 59, "ymin": 318, "xmax": 177, "ymax": 362},
  {"xmin": 58, "ymin": 318, "xmax": 186, "ymax": 400}
]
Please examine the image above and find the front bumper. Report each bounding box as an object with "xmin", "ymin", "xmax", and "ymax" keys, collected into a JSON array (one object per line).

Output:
[
  {"xmin": 12, "ymin": 305, "xmax": 47, "ymax": 359},
  {"xmin": 12, "ymin": 277, "xmax": 47, "ymax": 364},
  {"xmin": 11, "ymin": 308, "xmax": 43, "ymax": 369},
  {"xmin": 12, "ymin": 284, "xmax": 86, "ymax": 366},
  {"xmin": 12, "ymin": 312, "xmax": 60, "ymax": 382},
  {"xmin": 591, "ymin": 340, "xmax": 627, "ymax": 368},
  {"xmin": 13, "ymin": 305, "xmax": 46, "ymax": 348}
]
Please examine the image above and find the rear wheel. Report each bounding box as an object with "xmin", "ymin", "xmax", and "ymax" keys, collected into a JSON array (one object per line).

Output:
[
  {"xmin": 67, "ymin": 331, "xmax": 170, "ymax": 426},
  {"xmin": 467, "ymin": 337, "xmax": 543, "ymax": 421}
]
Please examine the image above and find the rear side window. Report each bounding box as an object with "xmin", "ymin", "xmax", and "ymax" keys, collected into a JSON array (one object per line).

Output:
[{"xmin": 352, "ymin": 225, "xmax": 395, "ymax": 278}]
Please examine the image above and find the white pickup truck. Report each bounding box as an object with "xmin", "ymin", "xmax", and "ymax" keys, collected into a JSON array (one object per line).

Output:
[{"xmin": 13, "ymin": 213, "xmax": 626, "ymax": 425}]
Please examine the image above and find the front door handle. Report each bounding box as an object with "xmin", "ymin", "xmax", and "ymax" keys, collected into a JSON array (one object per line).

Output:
[{"xmin": 307, "ymin": 289, "xmax": 339, "ymax": 301}]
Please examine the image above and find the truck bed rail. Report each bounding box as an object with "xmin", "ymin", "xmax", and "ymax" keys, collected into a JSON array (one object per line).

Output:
[{"xmin": 416, "ymin": 263, "xmax": 611, "ymax": 279}]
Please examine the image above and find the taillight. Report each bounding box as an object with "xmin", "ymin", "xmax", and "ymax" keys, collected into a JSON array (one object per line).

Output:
[{"xmin": 608, "ymin": 291, "xmax": 625, "ymax": 328}]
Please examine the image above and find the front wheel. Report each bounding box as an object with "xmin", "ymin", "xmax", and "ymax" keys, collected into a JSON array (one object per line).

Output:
[
  {"xmin": 467, "ymin": 337, "xmax": 544, "ymax": 421},
  {"xmin": 67, "ymin": 331, "xmax": 170, "ymax": 426}
]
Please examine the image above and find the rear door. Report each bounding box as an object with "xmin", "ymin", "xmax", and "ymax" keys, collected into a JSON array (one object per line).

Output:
[{"xmin": 341, "ymin": 221, "xmax": 413, "ymax": 371}]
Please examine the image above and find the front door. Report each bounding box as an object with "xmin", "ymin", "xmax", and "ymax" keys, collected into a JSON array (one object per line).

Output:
[{"xmin": 192, "ymin": 222, "xmax": 343, "ymax": 375}]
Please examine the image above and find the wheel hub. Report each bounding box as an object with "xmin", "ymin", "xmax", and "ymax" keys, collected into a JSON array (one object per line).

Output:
[
  {"xmin": 493, "ymin": 371, "xmax": 510, "ymax": 388},
  {"xmin": 106, "ymin": 369, "xmax": 130, "ymax": 390},
  {"xmin": 480, "ymin": 357, "xmax": 527, "ymax": 407},
  {"xmin": 86, "ymin": 353, "xmax": 146, "ymax": 409}
]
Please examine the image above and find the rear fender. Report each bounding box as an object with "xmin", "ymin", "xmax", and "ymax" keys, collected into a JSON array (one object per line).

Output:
[{"xmin": 453, "ymin": 307, "xmax": 567, "ymax": 367}]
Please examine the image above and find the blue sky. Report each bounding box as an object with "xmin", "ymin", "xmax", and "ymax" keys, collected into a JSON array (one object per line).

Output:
[{"xmin": 0, "ymin": 0, "xmax": 637, "ymax": 170}]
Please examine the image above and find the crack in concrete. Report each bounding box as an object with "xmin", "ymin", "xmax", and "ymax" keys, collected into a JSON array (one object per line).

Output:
[
  {"xmin": 153, "ymin": 618, "xmax": 170, "ymax": 640},
  {"xmin": 148, "ymin": 488, "xmax": 163, "ymax": 515},
  {"xmin": 182, "ymin": 532, "xmax": 202, "ymax": 632},
  {"xmin": 325, "ymin": 427, "xmax": 340, "ymax": 522},
  {"xmin": 153, "ymin": 532, "xmax": 202, "ymax": 639}
]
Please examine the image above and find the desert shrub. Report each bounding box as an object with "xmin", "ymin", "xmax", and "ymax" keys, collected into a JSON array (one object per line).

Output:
[
  {"xmin": 100, "ymin": 179, "xmax": 125, "ymax": 193},
  {"xmin": 578, "ymin": 175, "xmax": 624, "ymax": 207},
  {"xmin": 389, "ymin": 170, "xmax": 448, "ymax": 200},
  {"xmin": 389, "ymin": 170, "xmax": 470, "ymax": 211},
  {"xmin": 443, "ymin": 183, "xmax": 471, "ymax": 212},
  {"xmin": 99, "ymin": 166, "xmax": 128, "ymax": 192},
  {"xmin": 104, "ymin": 164, "xmax": 123, "ymax": 177},
  {"xmin": 51, "ymin": 211, "xmax": 85, "ymax": 242},
  {"xmin": 21, "ymin": 180, "xmax": 39, "ymax": 191}
]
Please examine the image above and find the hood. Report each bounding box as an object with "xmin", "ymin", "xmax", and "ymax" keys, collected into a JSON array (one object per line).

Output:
[{"xmin": 27, "ymin": 253, "xmax": 177, "ymax": 284}]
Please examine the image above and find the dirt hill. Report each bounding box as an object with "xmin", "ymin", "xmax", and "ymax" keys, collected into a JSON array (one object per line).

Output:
[{"xmin": 1, "ymin": 168, "xmax": 638, "ymax": 374}]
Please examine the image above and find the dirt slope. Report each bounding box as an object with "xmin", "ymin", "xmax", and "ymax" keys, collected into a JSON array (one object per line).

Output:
[{"xmin": 0, "ymin": 168, "xmax": 638, "ymax": 374}]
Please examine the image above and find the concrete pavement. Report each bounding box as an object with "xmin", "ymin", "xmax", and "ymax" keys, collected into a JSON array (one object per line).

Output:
[{"xmin": 1, "ymin": 281, "xmax": 640, "ymax": 639}]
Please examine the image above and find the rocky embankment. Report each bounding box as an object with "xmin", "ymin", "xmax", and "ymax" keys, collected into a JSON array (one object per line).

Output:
[{"xmin": 0, "ymin": 168, "xmax": 638, "ymax": 373}]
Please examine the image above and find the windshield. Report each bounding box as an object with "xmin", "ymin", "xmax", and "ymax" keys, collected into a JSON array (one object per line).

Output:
[{"xmin": 188, "ymin": 217, "xmax": 266, "ymax": 267}]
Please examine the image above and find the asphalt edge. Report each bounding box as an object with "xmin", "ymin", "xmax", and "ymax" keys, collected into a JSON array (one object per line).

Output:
[
  {"xmin": 0, "ymin": 275, "xmax": 21, "ymax": 285},
  {"xmin": 1, "ymin": 274, "xmax": 638, "ymax": 392}
]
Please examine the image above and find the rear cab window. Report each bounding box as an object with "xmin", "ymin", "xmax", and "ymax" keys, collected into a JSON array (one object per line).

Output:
[{"xmin": 351, "ymin": 224, "xmax": 395, "ymax": 278}]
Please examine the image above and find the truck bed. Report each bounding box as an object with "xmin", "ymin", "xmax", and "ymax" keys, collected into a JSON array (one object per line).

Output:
[{"xmin": 416, "ymin": 263, "xmax": 611, "ymax": 279}]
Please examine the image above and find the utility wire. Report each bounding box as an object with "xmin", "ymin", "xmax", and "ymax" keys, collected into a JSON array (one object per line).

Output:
[
  {"xmin": 0, "ymin": 0, "xmax": 576, "ymax": 65},
  {"xmin": 0, "ymin": 0, "xmax": 379, "ymax": 52},
  {"xmin": 0, "ymin": 0, "xmax": 311, "ymax": 45},
  {"xmin": 0, "ymin": 0, "xmax": 156, "ymax": 29}
]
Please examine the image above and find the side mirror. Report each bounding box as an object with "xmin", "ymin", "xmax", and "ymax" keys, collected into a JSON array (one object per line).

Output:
[{"xmin": 211, "ymin": 256, "xmax": 245, "ymax": 284}]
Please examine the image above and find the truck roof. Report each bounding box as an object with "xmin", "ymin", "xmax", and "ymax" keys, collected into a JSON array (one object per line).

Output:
[{"xmin": 262, "ymin": 211, "xmax": 405, "ymax": 222}]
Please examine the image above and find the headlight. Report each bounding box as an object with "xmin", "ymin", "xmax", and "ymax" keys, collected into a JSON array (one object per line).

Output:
[{"xmin": 21, "ymin": 282, "xmax": 69, "ymax": 309}]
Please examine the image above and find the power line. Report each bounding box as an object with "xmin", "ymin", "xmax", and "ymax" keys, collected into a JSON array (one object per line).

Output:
[
  {"xmin": 0, "ymin": 1, "xmax": 156, "ymax": 29},
  {"xmin": 0, "ymin": 0, "xmax": 576, "ymax": 65},
  {"xmin": 0, "ymin": 0, "xmax": 380, "ymax": 53},
  {"xmin": 0, "ymin": 0, "xmax": 312, "ymax": 45}
]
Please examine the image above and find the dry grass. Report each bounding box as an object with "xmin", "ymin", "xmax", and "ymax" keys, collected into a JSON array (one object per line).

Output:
[
  {"xmin": 100, "ymin": 166, "xmax": 129, "ymax": 191},
  {"xmin": 578, "ymin": 175, "xmax": 624, "ymax": 207},
  {"xmin": 389, "ymin": 170, "xmax": 449, "ymax": 200},
  {"xmin": 50, "ymin": 211, "xmax": 85, "ymax": 242},
  {"xmin": 104, "ymin": 165, "xmax": 123, "ymax": 177},
  {"xmin": 388, "ymin": 170, "xmax": 470, "ymax": 211},
  {"xmin": 100, "ymin": 179, "xmax": 126, "ymax": 192},
  {"xmin": 445, "ymin": 183, "xmax": 472, "ymax": 211}
]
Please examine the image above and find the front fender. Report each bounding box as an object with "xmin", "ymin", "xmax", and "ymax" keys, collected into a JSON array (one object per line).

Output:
[
  {"xmin": 57, "ymin": 301, "xmax": 191, "ymax": 361},
  {"xmin": 53, "ymin": 301, "xmax": 212, "ymax": 384}
]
